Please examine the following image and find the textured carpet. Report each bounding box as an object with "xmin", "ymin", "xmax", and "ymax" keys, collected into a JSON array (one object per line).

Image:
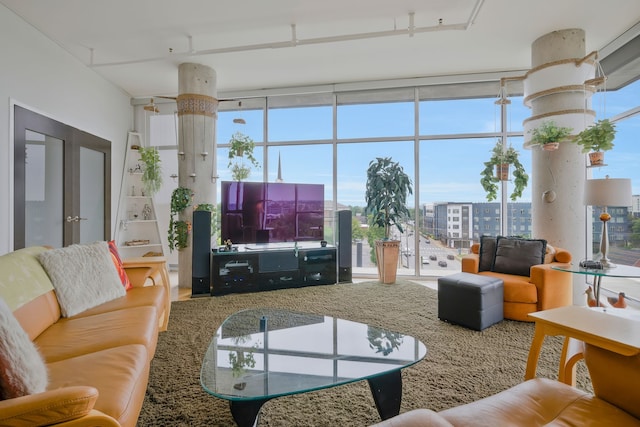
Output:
[{"xmin": 138, "ymin": 281, "xmax": 592, "ymax": 426}]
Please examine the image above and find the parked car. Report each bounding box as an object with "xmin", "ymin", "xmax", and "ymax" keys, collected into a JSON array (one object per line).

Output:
[
  {"xmin": 447, "ymin": 254, "xmax": 455, "ymax": 260},
  {"xmin": 429, "ymin": 255, "xmax": 437, "ymax": 261},
  {"xmin": 438, "ymin": 260, "xmax": 448, "ymax": 267},
  {"xmin": 421, "ymin": 257, "xmax": 429, "ymax": 265}
]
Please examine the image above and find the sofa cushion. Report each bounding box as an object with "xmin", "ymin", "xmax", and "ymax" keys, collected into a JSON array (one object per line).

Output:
[
  {"xmin": 37, "ymin": 242, "xmax": 125, "ymax": 317},
  {"xmin": 0, "ymin": 298, "xmax": 48, "ymax": 400},
  {"xmin": 70, "ymin": 285, "xmax": 166, "ymax": 320},
  {"xmin": 478, "ymin": 236, "xmax": 496, "ymax": 272},
  {"xmin": 0, "ymin": 246, "xmax": 53, "ymax": 311},
  {"xmin": 492, "ymin": 236, "xmax": 547, "ymax": 277},
  {"xmin": 108, "ymin": 240, "xmax": 132, "ymax": 291},
  {"xmin": 34, "ymin": 306, "xmax": 158, "ymax": 363},
  {"xmin": 46, "ymin": 344, "xmax": 150, "ymax": 427}
]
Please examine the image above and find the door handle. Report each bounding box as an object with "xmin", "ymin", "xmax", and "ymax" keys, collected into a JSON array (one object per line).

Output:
[{"xmin": 66, "ymin": 216, "xmax": 88, "ymax": 222}]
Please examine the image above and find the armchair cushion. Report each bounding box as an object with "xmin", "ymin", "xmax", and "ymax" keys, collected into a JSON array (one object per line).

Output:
[
  {"xmin": 478, "ymin": 236, "xmax": 497, "ymax": 272},
  {"xmin": 492, "ymin": 236, "xmax": 547, "ymax": 277}
]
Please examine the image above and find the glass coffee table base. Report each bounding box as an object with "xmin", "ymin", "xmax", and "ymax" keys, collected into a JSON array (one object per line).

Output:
[{"xmin": 228, "ymin": 369, "xmax": 403, "ymax": 427}]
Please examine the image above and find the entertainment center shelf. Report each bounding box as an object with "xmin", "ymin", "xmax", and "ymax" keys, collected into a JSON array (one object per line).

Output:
[{"xmin": 210, "ymin": 243, "xmax": 337, "ymax": 296}]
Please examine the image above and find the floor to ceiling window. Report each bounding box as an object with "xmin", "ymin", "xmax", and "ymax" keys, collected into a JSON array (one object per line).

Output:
[{"xmin": 145, "ymin": 77, "xmax": 639, "ymax": 284}]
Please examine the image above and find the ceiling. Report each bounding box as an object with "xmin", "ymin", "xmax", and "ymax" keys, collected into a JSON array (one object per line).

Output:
[{"xmin": 3, "ymin": 0, "xmax": 640, "ymax": 99}]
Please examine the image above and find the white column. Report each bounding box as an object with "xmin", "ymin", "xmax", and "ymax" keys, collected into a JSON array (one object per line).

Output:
[
  {"xmin": 524, "ymin": 29, "xmax": 594, "ymax": 304},
  {"xmin": 177, "ymin": 63, "xmax": 217, "ymax": 289}
]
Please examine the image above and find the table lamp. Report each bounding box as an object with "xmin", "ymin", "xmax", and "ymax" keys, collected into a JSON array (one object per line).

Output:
[{"xmin": 583, "ymin": 177, "xmax": 632, "ymax": 268}]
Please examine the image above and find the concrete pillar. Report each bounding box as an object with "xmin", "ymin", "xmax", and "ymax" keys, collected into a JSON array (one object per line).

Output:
[
  {"xmin": 177, "ymin": 63, "xmax": 217, "ymax": 289},
  {"xmin": 524, "ymin": 29, "xmax": 595, "ymax": 304}
]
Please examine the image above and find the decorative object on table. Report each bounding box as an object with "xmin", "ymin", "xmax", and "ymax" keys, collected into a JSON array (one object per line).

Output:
[
  {"xmin": 583, "ymin": 176, "xmax": 632, "ymax": 268},
  {"xmin": 365, "ymin": 156, "xmax": 413, "ymax": 284},
  {"xmin": 585, "ymin": 285, "xmax": 603, "ymax": 307},
  {"xmin": 142, "ymin": 204, "xmax": 152, "ymax": 220},
  {"xmin": 480, "ymin": 139, "xmax": 528, "ymax": 201},
  {"xmin": 125, "ymin": 239, "xmax": 150, "ymax": 246},
  {"xmin": 574, "ymin": 119, "xmax": 616, "ymax": 166},
  {"xmin": 607, "ymin": 292, "xmax": 627, "ymax": 308},
  {"xmin": 137, "ymin": 146, "xmax": 163, "ymax": 196},
  {"xmin": 528, "ymin": 120, "xmax": 573, "ymax": 151},
  {"xmin": 228, "ymin": 131, "xmax": 260, "ymax": 181},
  {"xmin": 168, "ymin": 187, "xmax": 193, "ymax": 251}
]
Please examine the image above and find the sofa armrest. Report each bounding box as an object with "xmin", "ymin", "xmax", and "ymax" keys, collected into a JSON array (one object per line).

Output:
[
  {"xmin": 370, "ymin": 409, "xmax": 454, "ymax": 427},
  {"xmin": 461, "ymin": 253, "xmax": 480, "ymax": 274},
  {"xmin": 122, "ymin": 256, "xmax": 172, "ymax": 331},
  {"xmin": 0, "ymin": 386, "xmax": 118, "ymax": 427},
  {"xmin": 530, "ymin": 262, "xmax": 573, "ymax": 311}
]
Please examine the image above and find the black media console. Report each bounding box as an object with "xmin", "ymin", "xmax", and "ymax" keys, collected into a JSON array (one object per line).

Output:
[{"xmin": 210, "ymin": 242, "xmax": 337, "ymax": 296}]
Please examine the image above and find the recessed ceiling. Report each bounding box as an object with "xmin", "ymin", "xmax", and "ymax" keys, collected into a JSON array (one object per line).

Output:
[{"xmin": 2, "ymin": 0, "xmax": 639, "ymax": 98}]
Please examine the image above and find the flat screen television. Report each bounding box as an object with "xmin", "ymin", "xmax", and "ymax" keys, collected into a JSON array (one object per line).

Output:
[{"xmin": 220, "ymin": 181, "xmax": 324, "ymax": 244}]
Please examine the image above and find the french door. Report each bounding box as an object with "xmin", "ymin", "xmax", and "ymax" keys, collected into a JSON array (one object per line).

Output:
[{"xmin": 13, "ymin": 105, "xmax": 111, "ymax": 249}]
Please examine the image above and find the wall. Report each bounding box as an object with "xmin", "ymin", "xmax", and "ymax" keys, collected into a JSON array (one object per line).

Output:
[{"xmin": 0, "ymin": 5, "xmax": 133, "ymax": 254}]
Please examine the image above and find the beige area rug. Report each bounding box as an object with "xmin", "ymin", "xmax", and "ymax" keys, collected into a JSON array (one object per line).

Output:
[{"xmin": 138, "ymin": 280, "xmax": 592, "ymax": 426}]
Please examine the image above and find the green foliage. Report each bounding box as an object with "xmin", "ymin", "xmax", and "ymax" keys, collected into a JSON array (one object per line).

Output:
[
  {"xmin": 168, "ymin": 187, "xmax": 193, "ymax": 252},
  {"xmin": 228, "ymin": 131, "xmax": 260, "ymax": 181},
  {"xmin": 574, "ymin": 119, "xmax": 616, "ymax": 153},
  {"xmin": 351, "ymin": 217, "xmax": 365, "ymax": 241},
  {"xmin": 529, "ymin": 120, "xmax": 573, "ymax": 145},
  {"xmin": 366, "ymin": 218, "xmax": 385, "ymax": 264},
  {"xmin": 137, "ymin": 147, "xmax": 162, "ymax": 196},
  {"xmin": 365, "ymin": 157, "xmax": 413, "ymax": 240},
  {"xmin": 630, "ymin": 218, "xmax": 640, "ymax": 247},
  {"xmin": 480, "ymin": 140, "xmax": 528, "ymax": 202}
]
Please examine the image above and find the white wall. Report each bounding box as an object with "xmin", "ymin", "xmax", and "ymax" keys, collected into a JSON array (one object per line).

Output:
[{"xmin": 0, "ymin": 5, "xmax": 133, "ymax": 254}]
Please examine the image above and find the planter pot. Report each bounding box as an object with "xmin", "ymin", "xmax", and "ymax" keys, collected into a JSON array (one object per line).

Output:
[
  {"xmin": 588, "ymin": 151, "xmax": 604, "ymax": 166},
  {"xmin": 375, "ymin": 240, "xmax": 400, "ymax": 284},
  {"xmin": 542, "ymin": 142, "xmax": 560, "ymax": 151},
  {"xmin": 495, "ymin": 164, "xmax": 510, "ymax": 181}
]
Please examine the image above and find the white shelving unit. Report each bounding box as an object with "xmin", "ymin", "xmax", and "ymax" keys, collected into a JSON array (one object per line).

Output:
[{"xmin": 114, "ymin": 132, "xmax": 165, "ymax": 257}]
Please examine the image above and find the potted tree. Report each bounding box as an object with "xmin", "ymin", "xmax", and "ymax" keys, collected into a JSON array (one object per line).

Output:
[
  {"xmin": 528, "ymin": 120, "xmax": 573, "ymax": 151},
  {"xmin": 480, "ymin": 140, "xmax": 528, "ymax": 202},
  {"xmin": 365, "ymin": 157, "xmax": 413, "ymax": 284},
  {"xmin": 228, "ymin": 131, "xmax": 260, "ymax": 181},
  {"xmin": 574, "ymin": 119, "xmax": 616, "ymax": 166}
]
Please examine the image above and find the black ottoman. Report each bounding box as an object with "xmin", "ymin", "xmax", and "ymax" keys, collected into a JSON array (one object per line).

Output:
[{"xmin": 438, "ymin": 272, "xmax": 504, "ymax": 331}]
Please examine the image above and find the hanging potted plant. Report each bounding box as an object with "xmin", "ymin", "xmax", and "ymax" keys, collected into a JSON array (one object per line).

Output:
[
  {"xmin": 168, "ymin": 187, "xmax": 193, "ymax": 252},
  {"xmin": 137, "ymin": 146, "xmax": 163, "ymax": 195},
  {"xmin": 574, "ymin": 119, "xmax": 616, "ymax": 166},
  {"xmin": 480, "ymin": 140, "xmax": 528, "ymax": 202},
  {"xmin": 528, "ymin": 120, "xmax": 573, "ymax": 151},
  {"xmin": 228, "ymin": 131, "xmax": 260, "ymax": 181},
  {"xmin": 365, "ymin": 157, "xmax": 413, "ymax": 285}
]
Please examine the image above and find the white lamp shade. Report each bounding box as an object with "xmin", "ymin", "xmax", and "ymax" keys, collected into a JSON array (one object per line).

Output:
[{"xmin": 584, "ymin": 178, "xmax": 632, "ymax": 207}]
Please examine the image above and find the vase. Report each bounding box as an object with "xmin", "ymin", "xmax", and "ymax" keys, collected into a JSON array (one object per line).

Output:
[
  {"xmin": 588, "ymin": 152, "xmax": 604, "ymax": 166},
  {"xmin": 495, "ymin": 164, "xmax": 510, "ymax": 181},
  {"xmin": 375, "ymin": 240, "xmax": 400, "ymax": 284}
]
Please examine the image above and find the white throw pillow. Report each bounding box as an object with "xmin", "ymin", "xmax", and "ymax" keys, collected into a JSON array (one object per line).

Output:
[
  {"xmin": 0, "ymin": 298, "xmax": 48, "ymax": 400},
  {"xmin": 38, "ymin": 241, "xmax": 126, "ymax": 317}
]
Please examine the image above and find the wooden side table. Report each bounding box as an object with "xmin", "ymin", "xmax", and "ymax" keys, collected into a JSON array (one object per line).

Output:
[
  {"xmin": 123, "ymin": 256, "xmax": 172, "ymax": 331},
  {"xmin": 525, "ymin": 306, "xmax": 640, "ymax": 386}
]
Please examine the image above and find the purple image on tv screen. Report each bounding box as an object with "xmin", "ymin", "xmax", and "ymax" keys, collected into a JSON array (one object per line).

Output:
[{"xmin": 221, "ymin": 181, "xmax": 324, "ymax": 244}]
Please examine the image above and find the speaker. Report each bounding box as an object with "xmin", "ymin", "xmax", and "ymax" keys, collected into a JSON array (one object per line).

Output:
[
  {"xmin": 192, "ymin": 210, "xmax": 212, "ymax": 297},
  {"xmin": 337, "ymin": 210, "xmax": 352, "ymax": 283}
]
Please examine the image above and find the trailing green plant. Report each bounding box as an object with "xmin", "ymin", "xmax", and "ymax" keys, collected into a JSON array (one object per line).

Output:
[
  {"xmin": 480, "ymin": 140, "xmax": 528, "ymax": 202},
  {"xmin": 365, "ymin": 157, "xmax": 413, "ymax": 240},
  {"xmin": 228, "ymin": 131, "xmax": 260, "ymax": 181},
  {"xmin": 574, "ymin": 119, "xmax": 616, "ymax": 153},
  {"xmin": 528, "ymin": 120, "xmax": 573, "ymax": 146},
  {"xmin": 137, "ymin": 146, "xmax": 163, "ymax": 196},
  {"xmin": 168, "ymin": 187, "xmax": 193, "ymax": 252},
  {"xmin": 193, "ymin": 203, "xmax": 218, "ymax": 238}
]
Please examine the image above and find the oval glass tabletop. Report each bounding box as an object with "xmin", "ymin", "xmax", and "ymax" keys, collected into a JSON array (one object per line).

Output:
[
  {"xmin": 552, "ymin": 263, "xmax": 640, "ymax": 278},
  {"xmin": 200, "ymin": 308, "xmax": 427, "ymax": 402}
]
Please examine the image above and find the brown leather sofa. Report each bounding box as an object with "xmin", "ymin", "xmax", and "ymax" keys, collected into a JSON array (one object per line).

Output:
[
  {"xmin": 372, "ymin": 343, "xmax": 640, "ymax": 426},
  {"xmin": 0, "ymin": 245, "xmax": 171, "ymax": 427},
  {"xmin": 461, "ymin": 239, "xmax": 573, "ymax": 321}
]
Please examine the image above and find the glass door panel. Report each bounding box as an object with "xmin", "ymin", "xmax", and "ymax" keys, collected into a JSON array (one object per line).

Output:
[
  {"xmin": 79, "ymin": 146, "xmax": 105, "ymax": 243},
  {"xmin": 24, "ymin": 131, "xmax": 64, "ymax": 247}
]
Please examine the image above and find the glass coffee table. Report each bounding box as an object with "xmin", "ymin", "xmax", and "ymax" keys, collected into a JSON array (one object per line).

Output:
[{"xmin": 200, "ymin": 308, "xmax": 427, "ymax": 426}]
